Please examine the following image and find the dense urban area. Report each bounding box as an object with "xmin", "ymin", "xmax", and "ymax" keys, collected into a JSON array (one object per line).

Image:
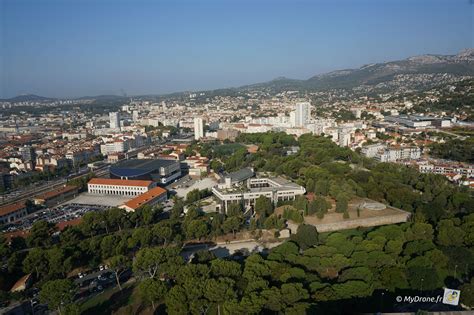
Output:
[{"xmin": 0, "ymin": 49, "xmax": 473, "ymax": 314}]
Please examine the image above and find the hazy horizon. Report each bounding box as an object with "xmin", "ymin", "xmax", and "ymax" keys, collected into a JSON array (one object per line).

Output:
[{"xmin": 1, "ymin": 0, "xmax": 473, "ymax": 98}]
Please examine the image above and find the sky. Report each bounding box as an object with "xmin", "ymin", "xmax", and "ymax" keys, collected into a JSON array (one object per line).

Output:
[{"xmin": 0, "ymin": 0, "xmax": 472, "ymax": 98}]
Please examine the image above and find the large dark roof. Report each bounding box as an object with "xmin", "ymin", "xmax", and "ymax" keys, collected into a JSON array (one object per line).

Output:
[
  {"xmin": 110, "ymin": 159, "xmax": 177, "ymax": 178},
  {"xmin": 226, "ymin": 168, "xmax": 254, "ymax": 183}
]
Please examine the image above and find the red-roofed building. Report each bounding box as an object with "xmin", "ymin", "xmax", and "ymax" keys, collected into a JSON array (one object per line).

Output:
[
  {"xmin": 0, "ymin": 202, "xmax": 27, "ymax": 224},
  {"xmin": 119, "ymin": 186, "xmax": 167, "ymax": 212},
  {"xmin": 87, "ymin": 178, "xmax": 156, "ymax": 196},
  {"xmin": 33, "ymin": 185, "xmax": 79, "ymax": 207}
]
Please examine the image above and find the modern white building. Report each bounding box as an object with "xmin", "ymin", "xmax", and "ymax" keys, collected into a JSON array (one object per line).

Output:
[
  {"xmin": 87, "ymin": 178, "xmax": 156, "ymax": 196},
  {"xmin": 295, "ymin": 102, "xmax": 310, "ymax": 127},
  {"xmin": 338, "ymin": 128, "xmax": 352, "ymax": 147},
  {"xmin": 375, "ymin": 146, "xmax": 421, "ymax": 162},
  {"xmin": 418, "ymin": 162, "xmax": 474, "ymax": 178},
  {"xmin": 212, "ymin": 168, "xmax": 306, "ymax": 213},
  {"xmin": 361, "ymin": 143, "xmax": 386, "ymax": 158},
  {"xmin": 194, "ymin": 117, "xmax": 204, "ymax": 140},
  {"xmin": 132, "ymin": 110, "xmax": 139, "ymax": 122},
  {"xmin": 109, "ymin": 112, "xmax": 121, "ymax": 130}
]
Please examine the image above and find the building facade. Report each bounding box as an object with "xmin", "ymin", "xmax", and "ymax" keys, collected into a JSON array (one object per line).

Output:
[
  {"xmin": 109, "ymin": 112, "xmax": 121, "ymax": 130},
  {"xmin": 87, "ymin": 178, "xmax": 156, "ymax": 196},
  {"xmin": 119, "ymin": 186, "xmax": 168, "ymax": 212},
  {"xmin": 212, "ymin": 169, "xmax": 306, "ymax": 213},
  {"xmin": 194, "ymin": 117, "xmax": 204, "ymax": 140},
  {"xmin": 0, "ymin": 202, "xmax": 27, "ymax": 224}
]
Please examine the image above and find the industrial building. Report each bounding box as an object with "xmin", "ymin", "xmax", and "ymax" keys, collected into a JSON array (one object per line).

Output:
[
  {"xmin": 384, "ymin": 115, "xmax": 451, "ymax": 129},
  {"xmin": 33, "ymin": 185, "xmax": 79, "ymax": 207}
]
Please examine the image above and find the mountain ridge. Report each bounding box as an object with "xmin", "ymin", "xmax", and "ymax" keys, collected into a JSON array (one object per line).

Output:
[{"xmin": 2, "ymin": 49, "xmax": 473, "ymax": 101}]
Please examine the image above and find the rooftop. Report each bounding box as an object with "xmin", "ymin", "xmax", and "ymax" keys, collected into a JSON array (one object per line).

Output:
[
  {"xmin": 88, "ymin": 178, "xmax": 154, "ymax": 187},
  {"xmin": 0, "ymin": 202, "xmax": 26, "ymax": 217},
  {"xmin": 110, "ymin": 158, "xmax": 177, "ymax": 177},
  {"xmin": 223, "ymin": 167, "xmax": 254, "ymax": 183},
  {"xmin": 122, "ymin": 186, "xmax": 167, "ymax": 210},
  {"xmin": 34, "ymin": 185, "xmax": 78, "ymax": 201}
]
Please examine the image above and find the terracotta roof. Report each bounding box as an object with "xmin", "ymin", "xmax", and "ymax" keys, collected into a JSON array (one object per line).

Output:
[
  {"xmin": 0, "ymin": 202, "xmax": 26, "ymax": 217},
  {"xmin": 34, "ymin": 185, "xmax": 78, "ymax": 201},
  {"xmin": 88, "ymin": 178, "xmax": 154, "ymax": 187},
  {"xmin": 10, "ymin": 274, "xmax": 32, "ymax": 292},
  {"xmin": 3, "ymin": 229, "xmax": 29, "ymax": 241},
  {"xmin": 57, "ymin": 217, "xmax": 83, "ymax": 231},
  {"xmin": 122, "ymin": 186, "xmax": 167, "ymax": 210}
]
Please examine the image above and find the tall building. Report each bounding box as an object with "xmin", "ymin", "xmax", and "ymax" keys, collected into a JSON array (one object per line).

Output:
[
  {"xmin": 132, "ymin": 110, "xmax": 139, "ymax": 122},
  {"xmin": 19, "ymin": 145, "xmax": 36, "ymax": 163},
  {"xmin": 194, "ymin": 117, "xmax": 204, "ymax": 140},
  {"xmin": 289, "ymin": 111, "xmax": 296, "ymax": 127},
  {"xmin": 295, "ymin": 102, "xmax": 310, "ymax": 127},
  {"xmin": 109, "ymin": 112, "xmax": 121, "ymax": 130}
]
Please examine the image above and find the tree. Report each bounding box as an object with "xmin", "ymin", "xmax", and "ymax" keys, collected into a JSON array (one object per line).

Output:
[
  {"xmin": 26, "ymin": 220, "xmax": 56, "ymax": 247},
  {"xmin": 0, "ymin": 235, "xmax": 9, "ymax": 258},
  {"xmin": 153, "ymin": 223, "xmax": 173, "ymax": 245},
  {"xmin": 255, "ymin": 196, "xmax": 273, "ymax": 218},
  {"xmin": 108, "ymin": 255, "xmax": 130, "ymax": 291},
  {"xmin": 204, "ymin": 278, "xmax": 235, "ymax": 315},
  {"xmin": 222, "ymin": 217, "xmax": 241, "ymax": 238},
  {"xmin": 165, "ymin": 285, "xmax": 189, "ymax": 315},
  {"xmin": 185, "ymin": 220, "xmax": 209, "ymax": 240},
  {"xmin": 335, "ymin": 197, "xmax": 348, "ymax": 213},
  {"xmin": 39, "ymin": 279, "xmax": 75, "ymax": 315},
  {"xmin": 133, "ymin": 247, "xmax": 183, "ymax": 279},
  {"xmin": 46, "ymin": 247, "xmax": 70, "ymax": 278},
  {"xmin": 227, "ymin": 203, "xmax": 243, "ymax": 217},
  {"xmin": 291, "ymin": 224, "xmax": 318, "ymax": 250},
  {"xmin": 210, "ymin": 259, "xmax": 242, "ymax": 279},
  {"xmin": 460, "ymin": 277, "xmax": 474, "ymax": 308},
  {"xmin": 171, "ymin": 197, "xmax": 185, "ymax": 220},
  {"xmin": 436, "ymin": 219, "xmax": 465, "ymax": 247},
  {"xmin": 138, "ymin": 278, "xmax": 168, "ymax": 310},
  {"xmin": 23, "ymin": 248, "xmax": 48, "ymax": 279}
]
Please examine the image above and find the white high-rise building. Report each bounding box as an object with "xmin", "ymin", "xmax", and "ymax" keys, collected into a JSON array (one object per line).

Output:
[
  {"xmin": 289, "ymin": 111, "xmax": 296, "ymax": 127},
  {"xmin": 109, "ymin": 112, "xmax": 121, "ymax": 130},
  {"xmin": 295, "ymin": 102, "xmax": 310, "ymax": 127},
  {"xmin": 132, "ymin": 110, "xmax": 139, "ymax": 122},
  {"xmin": 194, "ymin": 117, "xmax": 204, "ymax": 140}
]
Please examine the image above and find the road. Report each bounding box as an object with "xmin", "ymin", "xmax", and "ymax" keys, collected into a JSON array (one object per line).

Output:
[
  {"xmin": 0, "ymin": 165, "xmax": 109, "ymax": 206},
  {"xmin": 181, "ymin": 239, "xmax": 283, "ymax": 261}
]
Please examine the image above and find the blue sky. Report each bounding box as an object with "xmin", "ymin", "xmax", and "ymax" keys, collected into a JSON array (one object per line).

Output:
[{"xmin": 0, "ymin": 0, "xmax": 472, "ymax": 98}]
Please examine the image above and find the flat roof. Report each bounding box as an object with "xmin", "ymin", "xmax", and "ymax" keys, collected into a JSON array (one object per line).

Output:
[
  {"xmin": 111, "ymin": 159, "xmax": 177, "ymax": 177},
  {"xmin": 88, "ymin": 178, "xmax": 153, "ymax": 187},
  {"xmin": 225, "ymin": 168, "xmax": 254, "ymax": 183}
]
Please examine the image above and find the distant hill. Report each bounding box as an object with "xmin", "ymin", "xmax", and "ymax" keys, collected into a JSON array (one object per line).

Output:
[
  {"xmin": 3, "ymin": 49, "xmax": 473, "ymax": 100},
  {"xmin": 238, "ymin": 48, "xmax": 474, "ymax": 92},
  {"xmin": 76, "ymin": 95, "xmax": 128, "ymax": 101},
  {"xmin": 1, "ymin": 94, "xmax": 57, "ymax": 102}
]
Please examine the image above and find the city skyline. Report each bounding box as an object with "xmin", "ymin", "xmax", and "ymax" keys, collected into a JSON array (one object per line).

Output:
[{"xmin": 1, "ymin": 0, "xmax": 472, "ymax": 98}]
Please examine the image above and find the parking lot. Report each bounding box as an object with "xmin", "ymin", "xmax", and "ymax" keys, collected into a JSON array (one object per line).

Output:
[
  {"xmin": 1, "ymin": 203, "xmax": 111, "ymax": 233},
  {"xmin": 172, "ymin": 177, "xmax": 217, "ymax": 198}
]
